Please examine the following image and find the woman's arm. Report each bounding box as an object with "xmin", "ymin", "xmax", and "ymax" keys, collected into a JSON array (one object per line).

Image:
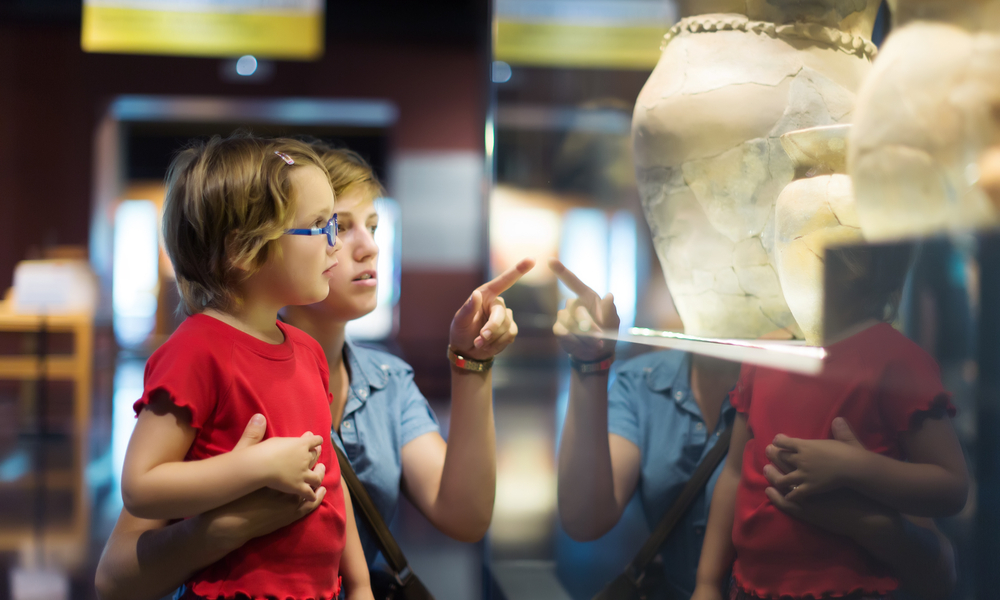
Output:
[
  {"xmin": 549, "ymin": 258, "xmax": 640, "ymax": 540},
  {"xmin": 97, "ymin": 415, "xmax": 327, "ymax": 600},
  {"xmin": 770, "ymin": 416, "xmax": 969, "ymax": 517},
  {"xmin": 122, "ymin": 393, "xmax": 325, "ymax": 519},
  {"xmin": 400, "ymin": 259, "xmax": 534, "ymax": 542},
  {"xmin": 556, "ymin": 365, "xmax": 642, "ymax": 540},
  {"xmin": 339, "ymin": 478, "xmax": 374, "ymax": 600},
  {"xmin": 692, "ymin": 413, "xmax": 750, "ymax": 600}
]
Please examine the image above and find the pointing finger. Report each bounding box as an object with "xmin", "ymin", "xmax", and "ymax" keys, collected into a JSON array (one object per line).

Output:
[
  {"xmin": 480, "ymin": 257, "xmax": 536, "ymax": 298},
  {"xmin": 548, "ymin": 258, "xmax": 600, "ymax": 305}
]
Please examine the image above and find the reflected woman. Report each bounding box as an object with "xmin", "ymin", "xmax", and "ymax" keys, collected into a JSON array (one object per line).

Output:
[{"xmin": 550, "ymin": 258, "xmax": 957, "ymax": 600}]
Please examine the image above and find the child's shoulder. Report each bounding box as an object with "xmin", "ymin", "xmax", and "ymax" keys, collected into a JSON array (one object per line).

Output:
[
  {"xmin": 156, "ymin": 314, "xmax": 233, "ymax": 356},
  {"xmin": 860, "ymin": 323, "xmax": 937, "ymax": 369}
]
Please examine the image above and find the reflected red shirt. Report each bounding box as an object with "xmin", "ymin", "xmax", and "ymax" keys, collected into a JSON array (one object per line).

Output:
[
  {"xmin": 134, "ymin": 314, "xmax": 345, "ymax": 600},
  {"xmin": 729, "ymin": 323, "xmax": 955, "ymax": 599}
]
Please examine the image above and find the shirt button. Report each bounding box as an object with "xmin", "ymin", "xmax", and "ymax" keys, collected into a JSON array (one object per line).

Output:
[
  {"xmin": 695, "ymin": 423, "xmax": 704, "ymax": 431},
  {"xmin": 694, "ymin": 526, "xmax": 705, "ymax": 536},
  {"xmin": 343, "ymin": 422, "xmax": 352, "ymax": 429},
  {"xmin": 358, "ymin": 388, "xmax": 369, "ymax": 399},
  {"xmin": 674, "ymin": 391, "xmax": 683, "ymax": 400},
  {"xmin": 380, "ymin": 364, "xmax": 389, "ymax": 371}
]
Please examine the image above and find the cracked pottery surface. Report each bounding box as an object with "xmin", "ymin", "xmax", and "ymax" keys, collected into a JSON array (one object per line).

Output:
[
  {"xmin": 633, "ymin": 2, "xmax": 879, "ymax": 339},
  {"xmin": 774, "ymin": 125, "xmax": 862, "ymax": 345},
  {"xmin": 849, "ymin": 2, "xmax": 1000, "ymax": 241}
]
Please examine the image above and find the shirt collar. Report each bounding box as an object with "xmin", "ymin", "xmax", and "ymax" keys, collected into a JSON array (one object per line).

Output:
[
  {"xmin": 343, "ymin": 338, "xmax": 390, "ymax": 402},
  {"xmin": 645, "ymin": 350, "xmax": 690, "ymax": 395},
  {"xmin": 646, "ymin": 352, "xmax": 736, "ymax": 419}
]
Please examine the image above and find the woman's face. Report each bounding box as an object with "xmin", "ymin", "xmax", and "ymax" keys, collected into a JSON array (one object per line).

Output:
[{"xmin": 311, "ymin": 189, "xmax": 380, "ymax": 321}]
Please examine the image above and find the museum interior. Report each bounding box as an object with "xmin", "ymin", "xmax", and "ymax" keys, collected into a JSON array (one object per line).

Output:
[{"xmin": 0, "ymin": 0, "xmax": 998, "ymax": 598}]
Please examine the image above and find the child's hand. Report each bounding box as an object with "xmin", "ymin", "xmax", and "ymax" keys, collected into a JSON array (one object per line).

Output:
[
  {"xmin": 256, "ymin": 432, "xmax": 326, "ymax": 501},
  {"xmin": 766, "ymin": 421, "xmax": 864, "ymax": 502}
]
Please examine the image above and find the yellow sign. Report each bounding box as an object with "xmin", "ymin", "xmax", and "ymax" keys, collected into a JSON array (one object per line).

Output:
[
  {"xmin": 495, "ymin": 20, "xmax": 667, "ymax": 70},
  {"xmin": 81, "ymin": 1, "xmax": 324, "ymax": 60}
]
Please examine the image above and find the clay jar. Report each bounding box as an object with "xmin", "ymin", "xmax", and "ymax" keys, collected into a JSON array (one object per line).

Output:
[
  {"xmin": 632, "ymin": 0, "xmax": 879, "ymax": 339},
  {"xmin": 849, "ymin": 0, "xmax": 1000, "ymax": 241},
  {"xmin": 774, "ymin": 125, "xmax": 863, "ymax": 346}
]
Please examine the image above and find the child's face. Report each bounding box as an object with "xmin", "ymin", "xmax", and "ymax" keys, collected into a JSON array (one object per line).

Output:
[
  {"xmin": 255, "ymin": 164, "xmax": 339, "ymax": 307},
  {"xmin": 311, "ymin": 190, "xmax": 380, "ymax": 321}
]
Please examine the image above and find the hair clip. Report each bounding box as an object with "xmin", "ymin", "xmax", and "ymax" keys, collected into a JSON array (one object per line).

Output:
[{"xmin": 274, "ymin": 151, "xmax": 295, "ymax": 165}]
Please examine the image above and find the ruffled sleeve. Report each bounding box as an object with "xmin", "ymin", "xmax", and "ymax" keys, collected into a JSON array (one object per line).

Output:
[
  {"xmin": 729, "ymin": 363, "xmax": 756, "ymax": 414},
  {"xmin": 879, "ymin": 353, "xmax": 956, "ymax": 436},
  {"xmin": 132, "ymin": 338, "xmax": 230, "ymax": 432}
]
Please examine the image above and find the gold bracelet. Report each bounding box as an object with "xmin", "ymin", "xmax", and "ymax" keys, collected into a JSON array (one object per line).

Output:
[
  {"xmin": 570, "ymin": 353, "xmax": 615, "ymax": 374},
  {"xmin": 447, "ymin": 346, "xmax": 494, "ymax": 373}
]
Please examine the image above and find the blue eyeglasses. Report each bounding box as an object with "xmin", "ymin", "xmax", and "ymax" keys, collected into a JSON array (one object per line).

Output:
[{"xmin": 285, "ymin": 214, "xmax": 338, "ymax": 247}]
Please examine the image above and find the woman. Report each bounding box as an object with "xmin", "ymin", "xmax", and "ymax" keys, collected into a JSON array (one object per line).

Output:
[
  {"xmin": 95, "ymin": 145, "xmax": 534, "ymax": 599},
  {"xmin": 550, "ymin": 258, "xmax": 957, "ymax": 600}
]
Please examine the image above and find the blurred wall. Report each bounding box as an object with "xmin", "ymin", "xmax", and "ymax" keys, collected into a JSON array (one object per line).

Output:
[{"xmin": 0, "ymin": 5, "xmax": 488, "ymax": 395}]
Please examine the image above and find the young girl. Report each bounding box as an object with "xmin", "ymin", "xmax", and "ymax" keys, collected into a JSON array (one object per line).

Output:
[
  {"xmin": 120, "ymin": 134, "xmax": 372, "ymax": 600},
  {"xmin": 693, "ymin": 245, "xmax": 970, "ymax": 600}
]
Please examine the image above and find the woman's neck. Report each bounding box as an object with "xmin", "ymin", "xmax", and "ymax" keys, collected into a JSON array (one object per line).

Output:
[
  {"xmin": 281, "ymin": 305, "xmax": 348, "ymax": 371},
  {"xmin": 689, "ymin": 354, "xmax": 742, "ymax": 433},
  {"xmin": 282, "ymin": 305, "xmax": 351, "ymax": 429}
]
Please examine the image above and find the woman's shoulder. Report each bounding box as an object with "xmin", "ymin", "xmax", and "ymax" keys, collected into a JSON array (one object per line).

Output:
[{"xmin": 347, "ymin": 340, "xmax": 414, "ymax": 377}]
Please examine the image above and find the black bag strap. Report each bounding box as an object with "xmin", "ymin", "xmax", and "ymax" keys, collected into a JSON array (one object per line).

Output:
[
  {"xmin": 609, "ymin": 424, "xmax": 732, "ymax": 592},
  {"xmin": 333, "ymin": 442, "xmax": 414, "ymax": 584}
]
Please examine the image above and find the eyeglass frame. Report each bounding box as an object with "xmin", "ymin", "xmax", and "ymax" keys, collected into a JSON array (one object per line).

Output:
[{"xmin": 284, "ymin": 214, "xmax": 338, "ymax": 247}]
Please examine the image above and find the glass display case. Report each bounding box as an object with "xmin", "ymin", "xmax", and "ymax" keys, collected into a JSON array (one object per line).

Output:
[{"xmin": 487, "ymin": 1, "xmax": 999, "ymax": 598}]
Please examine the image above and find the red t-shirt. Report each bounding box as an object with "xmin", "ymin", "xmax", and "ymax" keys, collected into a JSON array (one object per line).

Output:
[
  {"xmin": 133, "ymin": 314, "xmax": 346, "ymax": 600},
  {"xmin": 729, "ymin": 323, "xmax": 955, "ymax": 599}
]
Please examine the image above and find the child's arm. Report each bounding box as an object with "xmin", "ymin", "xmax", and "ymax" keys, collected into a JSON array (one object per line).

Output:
[
  {"xmin": 338, "ymin": 478, "xmax": 374, "ymax": 600},
  {"xmin": 770, "ymin": 416, "xmax": 969, "ymax": 517},
  {"xmin": 691, "ymin": 413, "xmax": 750, "ymax": 600},
  {"xmin": 121, "ymin": 394, "xmax": 325, "ymax": 520}
]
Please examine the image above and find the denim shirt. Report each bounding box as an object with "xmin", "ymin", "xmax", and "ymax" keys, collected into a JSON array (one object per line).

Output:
[
  {"xmin": 607, "ymin": 350, "xmax": 734, "ymax": 599},
  {"xmin": 333, "ymin": 338, "xmax": 441, "ymax": 565}
]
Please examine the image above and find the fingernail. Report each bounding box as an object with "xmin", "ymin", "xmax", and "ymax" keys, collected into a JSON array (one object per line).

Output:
[
  {"xmin": 251, "ymin": 414, "xmax": 265, "ymax": 426},
  {"xmin": 482, "ymin": 330, "xmax": 493, "ymax": 340},
  {"xmin": 474, "ymin": 337, "xmax": 484, "ymax": 348}
]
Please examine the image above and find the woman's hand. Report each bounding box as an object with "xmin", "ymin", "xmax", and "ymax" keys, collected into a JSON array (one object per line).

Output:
[
  {"xmin": 549, "ymin": 258, "xmax": 620, "ymax": 361},
  {"xmin": 449, "ymin": 257, "xmax": 535, "ymax": 361},
  {"xmin": 204, "ymin": 415, "xmax": 327, "ymax": 547},
  {"xmin": 252, "ymin": 431, "xmax": 325, "ymax": 501}
]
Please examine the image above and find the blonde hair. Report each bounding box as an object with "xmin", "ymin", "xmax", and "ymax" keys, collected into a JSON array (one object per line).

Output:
[
  {"xmin": 162, "ymin": 133, "xmax": 329, "ymax": 315},
  {"xmin": 310, "ymin": 142, "xmax": 384, "ymax": 202}
]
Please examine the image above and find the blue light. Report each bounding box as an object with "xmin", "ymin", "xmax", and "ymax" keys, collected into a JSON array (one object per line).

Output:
[
  {"xmin": 492, "ymin": 60, "xmax": 513, "ymax": 83},
  {"xmin": 236, "ymin": 55, "xmax": 258, "ymax": 76},
  {"xmin": 113, "ymin": 200, "xmax": 159, "ymax": 348}
]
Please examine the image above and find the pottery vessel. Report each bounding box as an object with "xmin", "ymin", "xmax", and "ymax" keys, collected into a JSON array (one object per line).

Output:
[
  {"xmin": 774, "ymin": 125, "xmax": 863, "ymax": 345},
  {"xmin": 633, "ymin": 1, "xmax": 879, "ymax": 338},
  {"xmin": 848, "ymin": 0, "xmax": 1000, "ymax": 241}
]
